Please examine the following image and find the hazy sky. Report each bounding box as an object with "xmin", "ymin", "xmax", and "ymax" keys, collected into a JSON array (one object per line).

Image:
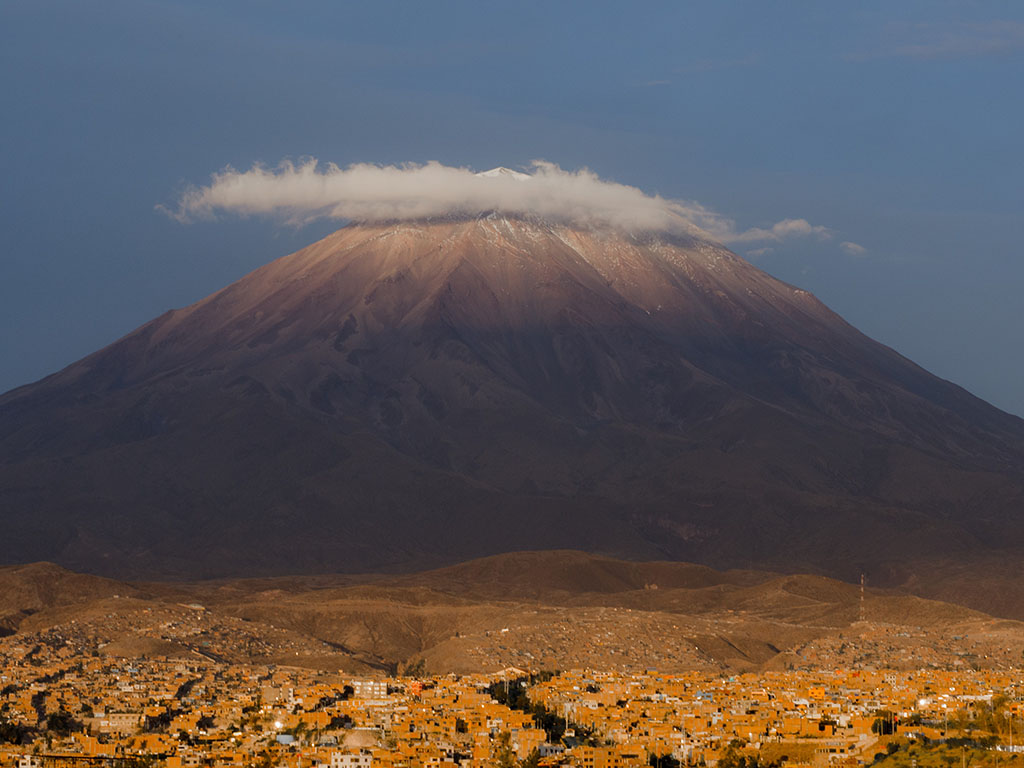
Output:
[{"xmin": 2, "ymin": 1, "xmax": 1023, "ymax": 416}]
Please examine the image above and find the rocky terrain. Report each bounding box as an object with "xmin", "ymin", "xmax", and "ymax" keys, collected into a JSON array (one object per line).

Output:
[{"xmin": 3, "ymin": 552, "xmax": 1023, "ymax": 675}]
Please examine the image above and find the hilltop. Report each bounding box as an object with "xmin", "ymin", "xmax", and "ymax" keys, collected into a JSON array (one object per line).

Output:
[{"xmin": 1, "ymin": 552, "xmax": 1019, "ymax": 675}]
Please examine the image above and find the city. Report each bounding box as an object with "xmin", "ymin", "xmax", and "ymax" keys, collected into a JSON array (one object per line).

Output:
[
  {"xmin": 4, "ymin": 5, "xmax": 1024, "ymax": 768},
  {"xmin": 3, "ymin": 630, "xmax": 1024, "ymax": 768}
]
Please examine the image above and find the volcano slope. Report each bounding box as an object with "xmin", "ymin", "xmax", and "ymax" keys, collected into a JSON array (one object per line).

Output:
[{"xmin": 1, "ymin": 216, "xmax": 1023, "ymax": 610}]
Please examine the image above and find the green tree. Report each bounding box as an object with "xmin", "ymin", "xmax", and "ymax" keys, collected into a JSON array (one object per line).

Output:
[
  {"xmin": 403, "ymin": 658, "xmax": 426, "ymax": 677},
  {"xmin": 650, "ymin": 754, "xmax": 682, "ymax": 768},
  {"xmin": 873, "ymin": 711, "xmax": 896, "ymax": 736},
  {"xmin": 494, "ymin": 731, "xmax": 516, "ymax": 768},
  {"xmin": 45, "ymin": 710, "xmax": 82, "ymax": 736},
  {"xmin": 0, "ymin": 717, "xmax": 35, "ymax": 745}
]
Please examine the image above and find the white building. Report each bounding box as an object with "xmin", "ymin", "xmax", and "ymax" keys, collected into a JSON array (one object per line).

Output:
[
  {"xmin": 330, "ymin": 752, "xmax": 373, "ymax": 768},
  {"xmin": 351, "ymin": 679, "xmax": 388, "ymax": 699}
]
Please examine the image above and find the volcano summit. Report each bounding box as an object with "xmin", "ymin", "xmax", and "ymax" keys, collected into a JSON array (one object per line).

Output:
[{"xmin": 2, "ymin": 207, "xmax": 1024, "ymax": 603}]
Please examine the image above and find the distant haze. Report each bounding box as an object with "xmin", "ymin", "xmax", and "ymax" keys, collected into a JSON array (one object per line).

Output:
[{"xmin": 170, "ymin": 159, "xmax": 833, "ymax": 246}]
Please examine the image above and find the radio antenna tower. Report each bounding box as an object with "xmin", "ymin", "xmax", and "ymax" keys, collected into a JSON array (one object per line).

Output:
[{"xmin": 859, "ymin": 573, "xmax": 866, "ymax": 622}]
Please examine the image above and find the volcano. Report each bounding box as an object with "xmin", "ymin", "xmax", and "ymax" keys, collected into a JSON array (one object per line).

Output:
[{"xmin": 2, "ymin": 214, "xmax": 1023, "ymax": 589}]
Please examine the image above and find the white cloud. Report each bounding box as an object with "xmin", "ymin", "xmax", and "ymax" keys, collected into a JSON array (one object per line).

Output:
[
  {"xmin": 840, "ymin": 241, "xmax": 867, "ymax": 255},
  {"xmin": 852, "ymin": 21, "xmax": 1024, "ymax": 60},
  {"xmin": 167, "ymin": 158, "xmax": 836, "ymax": 247},
  {"xmin": 725, "ymin": 218, "xmax": 832, "ymax": 244}
]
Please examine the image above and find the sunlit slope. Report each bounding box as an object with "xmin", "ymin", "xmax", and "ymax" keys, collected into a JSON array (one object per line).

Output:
[{"xmin": 1, "ymin": 217, "xmax": 1023, "ymax": 595}]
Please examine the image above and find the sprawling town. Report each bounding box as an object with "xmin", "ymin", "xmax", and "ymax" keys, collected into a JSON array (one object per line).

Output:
[{"xmin": 3, "ymin": 632, "xmax": 1023, "ymax": 768}]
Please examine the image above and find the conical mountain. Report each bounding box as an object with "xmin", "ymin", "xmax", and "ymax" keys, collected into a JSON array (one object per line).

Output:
[{"xmin": 2, "ymin": 215, "xmax": 1023, "ymax": 587}]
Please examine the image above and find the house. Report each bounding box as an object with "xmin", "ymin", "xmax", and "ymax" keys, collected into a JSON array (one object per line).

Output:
[{"xmin": 331, "ymin": 751, "xmax": 373, "ymax": 768}]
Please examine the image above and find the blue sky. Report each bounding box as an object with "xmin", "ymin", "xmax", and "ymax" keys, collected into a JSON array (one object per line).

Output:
[{"xmin": 2, "ymin": 1, "xmax": 1023, "ymax": 415}]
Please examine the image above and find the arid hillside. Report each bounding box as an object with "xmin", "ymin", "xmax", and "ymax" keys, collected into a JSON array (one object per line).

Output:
[{"xmin": 2, "ymin": 552, "xmax": 1021, "ymax": 675}]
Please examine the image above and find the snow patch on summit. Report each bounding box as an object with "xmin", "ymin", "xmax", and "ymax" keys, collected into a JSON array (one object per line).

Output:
[{"xmin": 476, "ymin": 167, "xmax": 532, "ymax": 181}]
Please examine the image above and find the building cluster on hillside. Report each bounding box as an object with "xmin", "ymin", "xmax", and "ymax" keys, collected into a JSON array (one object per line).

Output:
[{"xmin": 1, "ymin": 636, "xmax": 1022, "ymax": 768}]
